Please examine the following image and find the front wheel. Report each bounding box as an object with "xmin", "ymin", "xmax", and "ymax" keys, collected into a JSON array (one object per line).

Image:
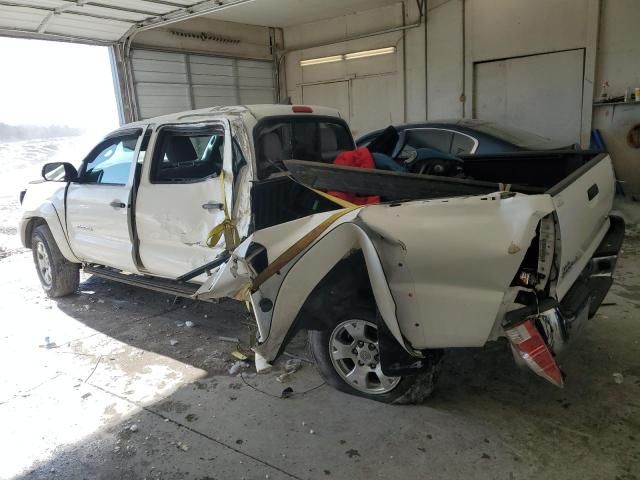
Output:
[
  {"xmin": 31, "ymin": 224, "xmax": 79, "ymax": 298},
  {"xmin": 309, "ymin": 309, "xmax": 441, "ymax": 404}
]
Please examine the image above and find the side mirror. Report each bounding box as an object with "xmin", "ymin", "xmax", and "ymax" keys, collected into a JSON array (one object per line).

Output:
[{"xmin": 42, "ymin": 162, "xmax": 78, "ymax": 182}]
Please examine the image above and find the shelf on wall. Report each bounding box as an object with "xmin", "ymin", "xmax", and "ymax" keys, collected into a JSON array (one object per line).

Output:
[{"xmin": 593, "ymin": 100, "xmax": 640, "ymax": 107}]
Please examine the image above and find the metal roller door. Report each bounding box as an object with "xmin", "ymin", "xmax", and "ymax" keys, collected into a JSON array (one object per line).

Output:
[{"xmin": 131, "ymin": 49, "xmax": 275, "ymax": 119}]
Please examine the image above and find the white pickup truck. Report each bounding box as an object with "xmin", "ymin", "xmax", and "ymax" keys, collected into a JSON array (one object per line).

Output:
[{"xmin": 19, "ymin": 104, "xmax": 624, "ymax": 403}]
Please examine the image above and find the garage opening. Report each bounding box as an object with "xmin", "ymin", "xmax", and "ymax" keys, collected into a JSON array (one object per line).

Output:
[{"xmin": 0, "ymin": 37, "xmax": 119, "ymax": 263}]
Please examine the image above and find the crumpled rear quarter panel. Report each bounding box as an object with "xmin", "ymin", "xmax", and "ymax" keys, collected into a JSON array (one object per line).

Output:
[{"xmin": 358, "ymin": 193, "xmax": 555, "ymax": 349}]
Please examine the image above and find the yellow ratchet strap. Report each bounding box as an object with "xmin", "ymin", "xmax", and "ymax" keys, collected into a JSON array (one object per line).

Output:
[
  {"xmin": 206, "ymin": 170, "xmax": 240, "ymax": 250},
  {"xmin": 251, "ymin": 205, "xmax": 361, "ymax": 291}
]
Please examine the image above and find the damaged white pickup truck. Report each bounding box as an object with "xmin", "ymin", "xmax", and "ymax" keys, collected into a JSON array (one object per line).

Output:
[{"xmin": 20, "ymin": 105, "xmax": 624, "ymax": 403}]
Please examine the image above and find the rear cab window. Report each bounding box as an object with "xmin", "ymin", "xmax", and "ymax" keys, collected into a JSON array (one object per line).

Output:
[{"xmin": 253, "ymin": 116, "xmax": 354, "ymax": 180}]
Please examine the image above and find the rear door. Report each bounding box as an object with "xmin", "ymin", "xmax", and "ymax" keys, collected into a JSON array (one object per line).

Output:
[
  {"xmin": 135, "ymin": 121, "xmax": 231, "ymax": 279},
  {"xmin": 550, "ymin": 154, "xmax": 616, "ymax": 299},
  {"xmin": 66, "ymin": 130, "xmax": 143, "ymax": 272}
]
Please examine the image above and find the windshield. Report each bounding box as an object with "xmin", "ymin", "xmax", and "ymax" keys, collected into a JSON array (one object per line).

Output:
[
  {"xmin": 467, "ymin": 121, "xmax": 566, "ymax": 149},
  {"xmin": 254, "ymin": 116, "xmax": 354, "ymax": 179}
]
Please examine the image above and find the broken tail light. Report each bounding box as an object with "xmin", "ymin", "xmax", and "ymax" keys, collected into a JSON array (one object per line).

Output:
[{"xmin": 505, "ymin": 318, "xmax": 564, "ymax": 387}]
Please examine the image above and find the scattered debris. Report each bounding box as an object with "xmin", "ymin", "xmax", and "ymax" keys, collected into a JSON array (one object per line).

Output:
[
  {"xmin": 169, "ymin": 339, "xmax": 179, "ymax": 346},
  {"xmin": 613, "ymin": 372, "xmax": 624, "ymax": 384},
  {"xmin": 309, "ymin": 429, "xmax": 316, "ymax": 435},
  {"xmin": 81, "ymin": 392, "xmax": 92, "ymax": 399},
  {"xmin": 185, "ymin": 321, "xmax": 195, "ymax": 328},
  {"xmin": 129, "ymin": 424, "xmax": 139, "ymax": 433},
  {"xmin": 284, "ymin": 358, "xmax": 303, "ymax": 373},
  {"xmin": 176, "ymin": 441, "xmax": 189, "ymax": 451},
  {"xmin": 345, "ymin": 449, "xmax": 360, "ymax": 458},
  {"xmin": 232, "ymin": 350, "xmax": 248, "ymax": 361},
  {"xmin": 228, "ymin": 360, "xmax": 248, "ymax": 376},
  {"xmin": 97, "ymin": 299, "xmax": 105, "ymax": 304},
  {"xmin": 277, "ymin": 358, "xmax": 304, "ymax": 382},
  {"xmin": 218, "ymin": 336, "xmax": 240, "ymax": 343},
  {"xmin": 43, "ymin": 336, "xmax": 56, "ymax": 349},
  {"xmin": 176, "ymin": 322, "xmax": 185, "ymax": 327},
  {"xmin": 281, "ymin": 387, "xmax": 294, "ymax": 398}
]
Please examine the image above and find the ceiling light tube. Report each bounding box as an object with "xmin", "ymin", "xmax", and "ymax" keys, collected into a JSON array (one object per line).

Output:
[
  {"xmin": 344, "ymin": 46, "xmax": 396, "ymax": 60},
  {"xmin": 300, "ymin": 55, "xmax": 344, "ymax": 67}
]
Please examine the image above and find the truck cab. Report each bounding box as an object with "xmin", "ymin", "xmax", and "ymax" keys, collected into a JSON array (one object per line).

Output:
[{"xmin": 21, "ymin": 104, "xmax": 353, "ymax": 282}]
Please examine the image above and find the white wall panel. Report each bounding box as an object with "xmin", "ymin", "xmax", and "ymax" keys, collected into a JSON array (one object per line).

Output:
[{"xmin": 474, "ymin": 50, "xmax": 585, "ymax": 145}]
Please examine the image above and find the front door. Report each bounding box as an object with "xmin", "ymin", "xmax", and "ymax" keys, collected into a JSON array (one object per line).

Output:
[
  {"xmin": 135, "ymin": 121, "xmax": 231, "ymax": 280},
  {"xmin": 66, "ymin": 130, "xmax": 143, "ymax": 272}
]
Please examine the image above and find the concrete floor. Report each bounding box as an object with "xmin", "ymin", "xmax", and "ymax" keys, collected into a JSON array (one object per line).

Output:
[{"xmin": 0, "ymin": 232, "xmax": 639, "ymax": 480}]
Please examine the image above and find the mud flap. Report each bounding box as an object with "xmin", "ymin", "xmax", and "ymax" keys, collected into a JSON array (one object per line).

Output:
[{"xmin": 377, "ymin": 312, "xmax": 442, "ymax": 376}]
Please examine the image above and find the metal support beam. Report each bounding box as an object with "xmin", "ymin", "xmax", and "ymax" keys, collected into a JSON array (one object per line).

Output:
[
  {"xmin": 0, "ymin": 0, "xmax": 169, "ymax": 19},
  {"xmin": 0, "ymin": 27, "xmax": 113, "ymax": 45},
  {"xmin": 0, "ymin": 1, "xmax": 138, "ymax": 31}
]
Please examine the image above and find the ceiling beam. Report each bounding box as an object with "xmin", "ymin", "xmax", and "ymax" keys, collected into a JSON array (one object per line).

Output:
[{"xmin": 131, "ymin": 0, "xmax": 258, "ymax": 32}]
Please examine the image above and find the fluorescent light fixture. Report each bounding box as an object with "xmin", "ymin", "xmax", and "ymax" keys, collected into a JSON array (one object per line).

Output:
[
  {"xmin": 300, "ymin": 55, "xmax": 344, "ymax": 67},
  {"xmin": 299, "ymin": 47, "xmax": 396, "ymax": 67},
  {"xmin": 344, "ymin": 46, "xmax": 396, "ymax": 60}
]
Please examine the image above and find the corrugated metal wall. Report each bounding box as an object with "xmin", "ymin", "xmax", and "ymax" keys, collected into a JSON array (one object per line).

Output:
[{"xmin": 131, "ymin": 49, "xmax": 275, "ymax": 119}]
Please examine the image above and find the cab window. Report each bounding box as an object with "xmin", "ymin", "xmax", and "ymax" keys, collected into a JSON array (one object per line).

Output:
[
  {"xmin": 79, "ymin": 134, "xmax": 139, "ymax": 185},
  {"xmin": 151, "ymin": 127, "xmax": 224, "ymax": 183}
]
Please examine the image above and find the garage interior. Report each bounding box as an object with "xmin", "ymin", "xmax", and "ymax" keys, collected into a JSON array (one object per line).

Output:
[{"xmin": 1, "ymin": 0, "xmax": 639, "ymax": 479}]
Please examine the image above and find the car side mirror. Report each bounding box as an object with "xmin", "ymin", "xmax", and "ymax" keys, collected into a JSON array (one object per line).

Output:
[{"xmin": 42, "ymin": 162, "xmax": 78, "ymax": 182}]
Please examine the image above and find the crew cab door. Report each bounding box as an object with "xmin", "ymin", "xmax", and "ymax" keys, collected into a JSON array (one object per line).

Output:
[
  {"xmin": 135, "ymin": 121, "xmax": 231, "ymax": 279},
  {"xmin": 66, "ymin": 129, "xmax": 143, "ymax": 272},
  {"xmin": 550, "ymin": 154, "xmax": 616, "ymax": 299}
]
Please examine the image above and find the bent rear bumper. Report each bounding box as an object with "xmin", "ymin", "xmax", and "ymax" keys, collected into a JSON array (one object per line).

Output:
[{"xmin": 505, "ymin": 215, "xmax": 624, "ymax": 385}]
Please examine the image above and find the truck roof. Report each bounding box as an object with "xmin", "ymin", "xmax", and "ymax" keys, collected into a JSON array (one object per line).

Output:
[{"xmin": 119, "ymin": 104, "xmax": 343, "ymax": 131}]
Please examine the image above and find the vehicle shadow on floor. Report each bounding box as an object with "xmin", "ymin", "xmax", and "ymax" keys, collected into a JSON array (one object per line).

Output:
[{"xmin": 12, "ymin": 269, "xmax": 640, "ymax": 479}]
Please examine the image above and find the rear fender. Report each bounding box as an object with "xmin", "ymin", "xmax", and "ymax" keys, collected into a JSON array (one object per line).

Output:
[{"xmin": 251, "ymin": 221, "xmax": 413, "ymax": 362}]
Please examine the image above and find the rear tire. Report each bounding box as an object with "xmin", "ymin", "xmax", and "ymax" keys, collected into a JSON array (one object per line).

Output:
[
  {"xmin": 31, "ymin": 224, "xmax": 79, "ymax": 298},
  {"xmin": 309, "ymin": 308, "xmax": 441, "ymax": 404}
]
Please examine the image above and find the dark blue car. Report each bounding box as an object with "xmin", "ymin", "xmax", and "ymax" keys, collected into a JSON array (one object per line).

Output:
[{"xmin": 356, "ymin": 119, "xmax": 572, "ymax": 159}]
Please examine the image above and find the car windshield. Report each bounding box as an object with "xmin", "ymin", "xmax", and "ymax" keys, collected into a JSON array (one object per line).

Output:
[
  {"xmin": 254, "ymin": 116, "xmax": 354, "ymax": 179},
  {"xmin": 467, "ymin": 121, "xmax": 567, "ymax": 149}
]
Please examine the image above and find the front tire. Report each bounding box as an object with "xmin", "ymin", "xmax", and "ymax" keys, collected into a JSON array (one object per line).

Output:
[
  {"xmin": 31, "ymin": 224, "xmax": 79, "ymax": 298},
  {"xmin": 309, "ymin": 308, "xmax": 441, "ymax": 404}
]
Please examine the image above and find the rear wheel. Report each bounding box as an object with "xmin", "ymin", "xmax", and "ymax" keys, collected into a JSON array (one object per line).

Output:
[
  {"xmin": 309, "ymin": 309, "xmax": 441, "ymax": 404},
  {"xmin": 31, "ymin": 224, "xmax": 79, "ymax": 298}
]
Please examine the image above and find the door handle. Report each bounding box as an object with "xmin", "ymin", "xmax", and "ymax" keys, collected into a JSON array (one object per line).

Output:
[
  {"xmin": 587, "ymin": 184, "xmax": 599, "ymax": 201},
  {"xmin": 202, "ymin": 201, "xmax": 223, "ymax": 210},
  {"xmin": 110, "ymin": 200, "xmax": 126, "ymax": 208}
]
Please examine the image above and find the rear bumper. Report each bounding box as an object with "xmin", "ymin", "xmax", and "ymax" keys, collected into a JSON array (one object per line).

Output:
[
  {"xmin": 507, "ymin": 215, "xmax": 625, "ymax": 355},
  {"xmin": 557, "ymin": 214, "xmax": 624, "ymax": 323}
]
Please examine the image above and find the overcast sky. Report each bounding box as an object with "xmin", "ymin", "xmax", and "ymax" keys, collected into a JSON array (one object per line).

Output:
[{"xmin": 0, "ymin": 37, "xmax": 120, "ymax": 133}]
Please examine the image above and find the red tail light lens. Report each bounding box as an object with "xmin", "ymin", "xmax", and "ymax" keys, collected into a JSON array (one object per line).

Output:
[
  {"xmin": 506, "ymin": 319, "xmax": 564, "ymax": 387},
  {"xmin": 292, "ymin": 105, "xmax": 313, "ymax": 113}
]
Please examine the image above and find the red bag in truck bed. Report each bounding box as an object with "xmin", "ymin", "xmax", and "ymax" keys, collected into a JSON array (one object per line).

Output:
[{"xmin": 327, "ymin": 147, "xmax": 381, "ymax": 205}]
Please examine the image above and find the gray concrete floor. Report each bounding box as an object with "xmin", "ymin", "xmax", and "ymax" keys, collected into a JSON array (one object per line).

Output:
[{"xmin": 0, "ymin": 233, "xmax": 639, "ymax": 480}]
